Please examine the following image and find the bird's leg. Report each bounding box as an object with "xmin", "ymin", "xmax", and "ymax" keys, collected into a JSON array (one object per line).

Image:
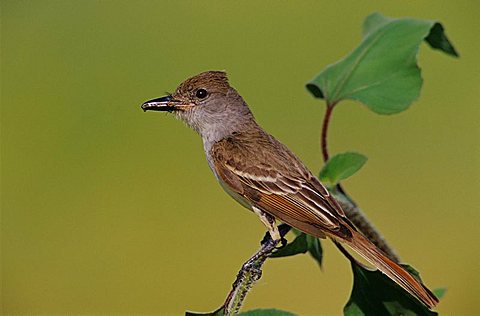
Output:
[
  {"xmin": 253, "ymin": 206, "xmax": 288, "ymax": 249},
  {"xmin": 261, "ymin": 223, "xmax": 291, "ymax": 249},
  {"xmin": 243, "ymin": 207, "xmax": 283, "ymax": 269},
  {"xmin": 253, "ymin": 206, "xmax": 280, "ymax": 242}
]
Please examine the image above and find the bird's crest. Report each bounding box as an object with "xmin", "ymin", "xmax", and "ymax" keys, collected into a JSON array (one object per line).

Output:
[{"xmin": 176, "ymin": 70, "xmax": 230, "ymax": 96}]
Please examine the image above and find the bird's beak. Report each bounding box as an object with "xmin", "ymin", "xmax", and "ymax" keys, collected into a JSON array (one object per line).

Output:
[{"xmin": 141, "ymin": 95, "xmax": 194, "ymax": 112}]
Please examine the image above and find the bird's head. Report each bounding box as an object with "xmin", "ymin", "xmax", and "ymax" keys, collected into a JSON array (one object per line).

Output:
[{"xmin": 141, "ymin": 71, "xmax": 254, "ymax": 143}]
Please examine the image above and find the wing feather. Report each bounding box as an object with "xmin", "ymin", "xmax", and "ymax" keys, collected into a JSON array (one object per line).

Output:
[{"xmin": 209, "ymin": 128, "xmax": 349, "ymax": 237}]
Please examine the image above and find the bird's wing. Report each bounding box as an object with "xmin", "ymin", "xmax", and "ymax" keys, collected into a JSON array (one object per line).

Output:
[{"xmin": 210, "ymin": 129, "xmax": 350, "ymax": 238}]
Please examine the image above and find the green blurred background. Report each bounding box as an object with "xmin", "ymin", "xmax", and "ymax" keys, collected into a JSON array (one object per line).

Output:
[{"xmin": 2, "ymin": 1, "xmax": 479, "ymax": 315}]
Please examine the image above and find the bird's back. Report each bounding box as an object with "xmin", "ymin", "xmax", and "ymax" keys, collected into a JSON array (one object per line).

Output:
[{"xmin": 208, "ymin": 124, "xmax": 353, "ymax": 239}]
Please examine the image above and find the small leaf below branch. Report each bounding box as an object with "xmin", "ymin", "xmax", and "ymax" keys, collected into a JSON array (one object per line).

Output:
[
  {"xmin": 238, "ymin": 309, "xmax": 297, "ymax": 316},
  {"xmin": 319, "ymin": 152, "xmax": 367, "ymax": 185},
  {"xmin": 305, "ymin": 234, "xmax": 323, "ymax": 268},
  {"xmin": 270, "ymin": 230, "xmax": 323, "ymax": 268},
  {"xmin": 344, "ymin": 263, "xmax": 438, "ymax": 316},
  {"xmin": 432, "ymin": 288, "xmax": 447, "ymax": 300},
  {"xmin": 270, "ymin": 232, "xmax": 308, "ymax": 258}
]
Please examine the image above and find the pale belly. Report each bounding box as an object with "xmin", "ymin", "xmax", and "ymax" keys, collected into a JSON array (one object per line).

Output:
[{"xmin": 218, "ymin": 177, "xmax": 253, "ymax": 212}]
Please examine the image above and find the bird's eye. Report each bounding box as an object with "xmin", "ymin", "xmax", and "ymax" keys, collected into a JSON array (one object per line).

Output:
[{"xmin": 196, "ymin": 88, "xmax": 208, "ymax": 99}]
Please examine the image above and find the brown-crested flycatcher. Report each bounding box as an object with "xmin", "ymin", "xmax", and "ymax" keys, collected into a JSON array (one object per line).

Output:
[{"xmin": 141, "ymin": 71, "xmax": 438, "ymax": 309}]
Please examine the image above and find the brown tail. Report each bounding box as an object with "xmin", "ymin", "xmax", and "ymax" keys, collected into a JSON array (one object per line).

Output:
[{"xmin": 342, "ymin": 230, "xmax": 439, "ymax": 309}]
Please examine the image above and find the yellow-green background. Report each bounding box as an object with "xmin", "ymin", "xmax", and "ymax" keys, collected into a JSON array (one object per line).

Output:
[{"xmin": 2, "ymin": 1, "xmax": 479, "ymax": 315}]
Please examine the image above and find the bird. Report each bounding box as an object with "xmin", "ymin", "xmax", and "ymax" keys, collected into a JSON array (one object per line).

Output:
[{"xmin": 141, "ymin": 70, "xmax": 438, "ymax": 309}]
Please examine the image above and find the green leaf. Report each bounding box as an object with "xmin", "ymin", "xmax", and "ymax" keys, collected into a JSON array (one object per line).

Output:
[
  {"xmin": 362, "ymin": 12, "xmax": 393, "ymax": 36},
  {"xmin": 305, "ymin": 234, "xmax": 323, "ymax": 268},
  {"xmin": 432, "ymin": 288, "xmax": 447, "ymax": 300},
  {"xmin": 270, "ymin": 232, "xmax": 309, "ymax": 258},
  {"xmin": 319, "ymin": 152, "xmax": 367, "ymax": 185},
  {"xmin": 344, "ymin": 263, "xmax": 438, "ymax": 316},
  {"xmin": 306, "ymin": 12, "xmax": 458, "ymax": 114},
  {"xmin": 238, "ymin": 309, "xmax": 297, "ymax": 316},
  {"xmin": 270, "ymin": 230, "xmax": 323, "ymax": 268},
  {"xmin": 425, "ymin": 23, "xmax": 459, "ymax": 57}
]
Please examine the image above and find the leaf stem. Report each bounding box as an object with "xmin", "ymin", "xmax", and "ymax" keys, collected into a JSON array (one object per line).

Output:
[{"xmin": 321, "ymin": 102, "xmax": 337, "ymax": 161}]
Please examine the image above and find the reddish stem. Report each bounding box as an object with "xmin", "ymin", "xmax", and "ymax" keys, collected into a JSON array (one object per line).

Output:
[{"xmin": 321, "ymin": 102, "xmax": 337, "ymax": 162}]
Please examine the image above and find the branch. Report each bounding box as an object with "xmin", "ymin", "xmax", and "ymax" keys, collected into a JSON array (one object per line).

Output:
[
  {"xmin": 334, "ymin": 190, "xmax": 400, "ymax": 262},
  {"xmin": 223, "ymin": 225, "xmax": 290, "ymax": 316}
]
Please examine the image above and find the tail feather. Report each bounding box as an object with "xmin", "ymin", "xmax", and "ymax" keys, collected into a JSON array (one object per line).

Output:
[{"xmin": 344, "ymin": 230, "xmax": 439, "ymax": 309}]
